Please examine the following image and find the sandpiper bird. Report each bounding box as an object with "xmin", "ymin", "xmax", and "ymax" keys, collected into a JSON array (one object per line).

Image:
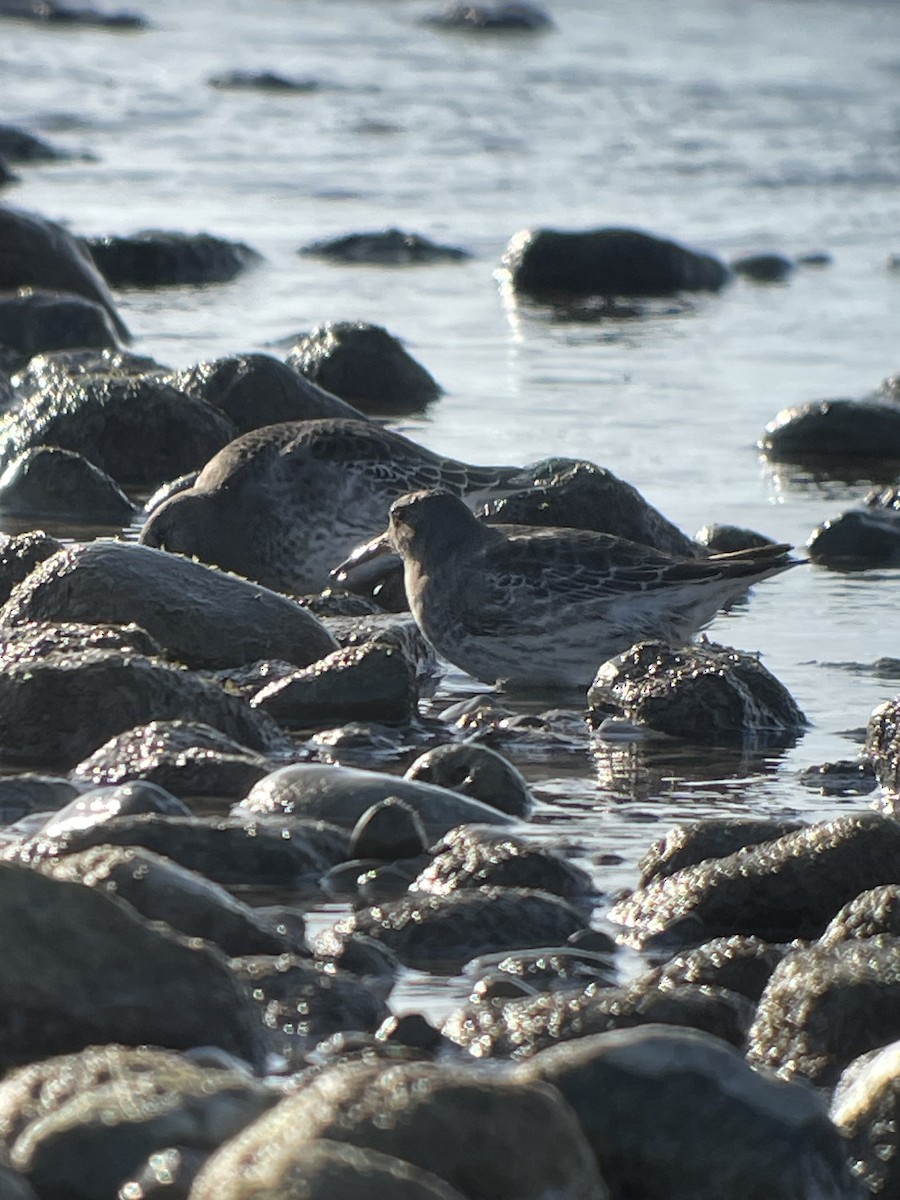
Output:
[
  {"xmin": 139, "ymin": 419, "xmax": 529, "ymax": 595},
  {"xmin": 343, "ymin": 489, "xmax": 802, "ymax": 690}
]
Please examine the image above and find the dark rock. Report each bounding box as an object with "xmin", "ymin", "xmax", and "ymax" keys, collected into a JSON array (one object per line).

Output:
[
  {"xmin": 808, "ymin": 503, "xmax": 900, "ymax": 569},
  {"xmin": 321, "ymin": 887, "xmax": 588, "ymax": 972},
  {"xmin": 694, "ymin": 522, "xmax": 777, "ymax": 553},
  {"xmin": 865, "ymin": 697, "xmax": 900, "ymax": 791},
  {"xmin": 0, "ymin": 126, "xmax": 67, "ymax": 163},
  {"xmin": 0, "ymin": 648, "xmax": 286, "ymax": 767},
  {"xmin": 503, "ymin": 226, "xmax": 729, "ymax": 301},
  {"xmin": 314, "ymin": 931, "xmax": 400, "ymax": 993},
  {"xmin": 0, "ymin": 539, "xmax": 338, "ymax": 671},
  {"xmin": 425, "ymin": 2, "xmax": 553, "ymax": 31},
  {"xmin": 799, "ymin": 758, "xmax": 877, "ymax": 795},
  {"xmin": 404, "ymin": 742, "xmax": 533, "ymax": 818},
  {"xmin": 479, "ymin": 458, "xmax": 700, "ymax": 558},
  {"xmin": 0, "ymin": 446, "xmax": 136, "ymax": 523},
  {"xmin": 587, "ymin": 640, "xmax": 806, "ymax": 747},
  {"xmin": 0, "ymin": 530, "xmax": 61, "ymax": 606},
  {"xmin": 442, "ymin": 979, "xmax": 754, "ymax": 1058},
  {"xmin": 637, "ymin": 816, "xmax": 805, "ymax": 885},
  {"xmin": 0, "ymin": 0, "xmax": 145, "ymax": 26},
  {"xmin": 300, "ymin": 229, "xmax": 471, "ymax": 265},
  {"xmin": 84, "ymin": 230, "xmax": 261, "ymax": 288},
  {"xmin": 208, "ymin": 70, "xmax": 319, "ymax": 93},
  {"xmin": 520, "ymin": 1026, "xmax": 856, "ymax": 1200},
  {"xmin": 12, "ymin": 811, "xmax": 347, "ymax": 889},
  {"xmin": 798, "ymin": 251, "xmax": 832, "ymax": 266},
  {"xmin": 413, "ymin": 826, "xmax": 595, "ymax": 903},
  {"xmin": 375, "ymin": 1013, "xmax": 448, "ymax": 1054},
  {"xmin": 613, "ymin": 812, "xmax": 900, "ymax": 948},
  {"xmin": 349, "ymin": 798, "xmax": 428, "ymax": 860},
  {"xmin": 11, "ymin": 347, "xmax": 167, "ymax": 396},
  {"xmin": 117, "ymin": 1148, "xmax": 207, "ymax": 1200},
  {"xmin": 0, "ymin": 372, "xmax": 235, "ymax": 486},
  {"xmin": 189, "ymin": 1059, "xmax": 604, "ymax": 1200},
  {"xmin": 0, "ymin": 774, "xmax": 80, "ymax": 825},
  {"xmin": 760, "ymin": 398, "xmax": 900, "ymax": 465},
  {"xmin": 70, "ymin": 721, "xmax": 272, "ymax": 799},
  {"xmin": 0, "ymin": 157, "xmax": 18, "ymax": 188},
  {"xmin": 820, "ymin": 884, "xmax": 900, "ymax": 947},
  {"xmin": 0, "ymin": 1047, "xmax": 273, "ymax": 1200},
  {"xmin": 0, "ymin": 862, "xmax": 264, "ymax": 1069},
  {"xmin": 0, "ymin": 290, "xmax": 120, "ymax": 362},
  {"xmin": 239, "ymin": 762, "xmax": 518, "ymax": 840},
  {"xmin": 41, "ymin": 780, "xmax": 190, "ymax": 838},
  {"xmin": 831, "ymin": 1040, "xmax": 900, "ymax": 1198},
  {"xmin": 650, "ymin": 934, "xmax": 789, "ymax": 1001},
  {"xmin": 42, "ymin": 844, "xmax": 297, "ymax": 956},
  {"xmin": 730, "ymin": 252, "xmax": 794, "ymax": 282},
  {"xmin": 465, "ymin": 945, "xmax": 617, "ymax": 993},
  {"xmin": 169, "ymin": 352, "xmax": 366, "ymax": 433},
  {"xmin": 251, "ymin": 637, "xmax": 420, "ymax": 728},
  {"xmin": 748, "ymin": 937, "xmax": 900, "ymax": 1087},
  {"xmin": 285, "ymin": 322, "xmax": 442, "ymax": 415},
  {"xmin": 0, "ymin": 207, "xmax": 129, "ymax": 340},
  {"xmin": 0, "ymin": 617, "xmax": 160, "ymax": 663}
]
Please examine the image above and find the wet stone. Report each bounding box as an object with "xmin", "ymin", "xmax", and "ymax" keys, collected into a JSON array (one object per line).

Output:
[
  {"xmin": 0, "ymin": 445, "xmax": 136, "ymax": 523},
  {"xmin": 747, "ymin": 937, "xmax": 900, "ymax": 1088},
  {"xmin": 300, "ymin": 229, "xmax": 471, "ymax": 265},
  {"xmin": 0, "ymin": 126, "xmax": 67, "ymax": 163},
  {"xmin": 694, "ymin": 522, "xmax": 776, "ymax": 553},
  {"xmin": 518, "ymin": 1025, "xmax": 856, "ymax": 1200},
  {"xmin": 349, "ymin": 797, "xmax": 428, "ymax": 860},
  {"xmin": 464, "ymin": 945, "xmax": 617, "ymax": 994},
  {"xmin": 730, "ymin": 252, "xmax": 794, "ymax": 282},
  {"xmin": 285, "ymin": 321, "xmax": 442, "ymax": 416},
  {"xmin": 798, "ymin": 758, "xmax": 877, "ymax": 796},
  {"xmin": 41, "ymin": 780, "xmax": 190, "ymax": 839},
  {"xmin": 83, "ymin": 230, "xmax": 261, "ymax": 287},
  {"xmin": 864, "ymin": 697, "xmax": 900, "ymax": 791},
  {"xmin": 70, "ymin": 720, "xmax": 272, "ymax": 800},
  {"xmin": 208, "ymin": 70, "xmax": 319, "ymax": 92},
  {"xmin": 404, "ymin": 742, "xmax": 533, "ymax": 818},
  {"xmin": 0, "ymin": 291, "xmax": 121, "ymax": 363},
  {"xmin": 0, "ymin": 775, "xmax": 80, "ymax": 826},
  {"xmin": 587, "ymin": 640, "xmax": 806, "ymax": 747},
  {"xmin": 820, "ymin": 885, "xmax": 900, "ymax": 947},
  {"xmin": 637, "ymin": 816, "xmax": 805, "ymax": 886},
  {"xmin": 760, "ymin": 398, "xmax": 900, "ymax": 466},
  {"xmin": 0, "ymin": 530, "xmax": 61, "ymax": 606},
  {"xmin": 831, "ymin": 1040, "xmax": 900, "ymax": 1199},
  {"xmin": 612, "ymin": 813, "xmax": 900, "ymax": 947},
  {"xmin": 649, "ymin": 934, "xmax": 789, "ymax": 1001}
]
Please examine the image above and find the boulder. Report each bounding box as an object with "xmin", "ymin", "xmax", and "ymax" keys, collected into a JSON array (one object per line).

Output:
[
  {"xmin": 300, "ymin": 229, "xmax": 471, "ymax": 265},
  {"xmin": 831, "ymin": 1040, "xmax": 900, "ymax": 1198},
  {"xmin": 83, "ymin": 230, "xmax": 261, "ymax": 287},
  {"xmin": 0, "ymin": 446, "xmax": 136, "ymax": 523},
  {"xmin": 404, "ymin": 742, "xmax": 533, "ymax": 818},
  {"xmin": 760, "ymin": 399, "xmax": 900, "ymax": 465},
  {"xmin": 0, "ymin": 290, "xmax": 120, "ymax": 362}
]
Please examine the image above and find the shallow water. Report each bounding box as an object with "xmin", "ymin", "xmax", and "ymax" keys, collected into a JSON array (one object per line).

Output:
[{"xmin": 2, "ymin": 0, "xmax": 900, "ymax": 1012}]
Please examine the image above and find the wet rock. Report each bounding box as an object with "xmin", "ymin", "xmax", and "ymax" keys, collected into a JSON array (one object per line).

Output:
[
  {"xmin": 0, "ymin": 126, "xmax": 67, "ymax": 163},
  {"xmin": 11, "ymin": 347, "xmax": 167, "ymax": 396},
  {"xmin": 465, "ymin": 945, "xmax": 616, "ymax": 993},
  {"xmin": 300, "ymin": 229, "xmax": 471, "ymax": 265},
  {"xmin": 0, "ymin": 0, "xmax": 145, "ymax": 26},
  {"xmin": 425, "ymin": 2, "xmax": 553, "ymax": 31},
  {"xmin": 587, "ymin": 641, "xmax": 806, "ymax": 747},
  {"xmin": 747, "ymin": 937, "xmax": 900, "ymax": 1087},
  {"xmin": 650, "ymin": 934, "xmax": 789, "ymax": 1001},
  {"xmin": 0, "ymin": 774, "xmax": 80, "ymax": 825},
  {"xmin": 0, "ymin": 207, "xmax": 129, "ymax": 340},
  {"xmin": 760, "ymin": 398, "xmax": 900, "ymax": 465},
  {"xmin": 117, "ymin": 1147, "xmax": 206, "ymax": 1200},
  {"xmin": 285, "ymin": 322, "xmax": 442, "ymax": 415},
  {"xmin": 169, "ymin": 351, "xmax": 365, "ymax": 433},
  {"xmin": 820, "ymin": 885, "xmax": 900, "ymax": 947},
  {"xmin": 313, "ymin": 931, "xmax": 399, "ymax": 995},
  {"xmin": 519, "ymin": 1025, "xmax": 856, "ymax": 1200},
  {"xmin": 349, "ymin": 797, "xmax": 428, "ymax": 860},
  {"xmin": 0, "ymin": 1047, "xmax": 273, "ymax": 1200},
  {"xmin": 70, "ymin": 721, "xmax": 271, "ymax": 799},
  {"xmin": 42, "ymin": 844, "xmax": 297, "ymax": 956},
  {"xmin": 319, "ymin": 887, "xmax": 589, "ymax": 972},
  {"xmin": 208, "ymin": 69, "xmax": 319, "ymax": 92},
  {"xmin": 0, "ymin": 290, "xmax": 120, "ymax": 362},
  {"xmin": 503, "ymin": 227, "xmax": 728, "ymax": 301},
  {"xmin": 0, "ymin": 446, "xmax": 136, "ymax": 522},
  {"xmin": 637, "ymin": 816, "xmax": 804, "ymax": 885},
  {"xmin": 0, "ymin": 530, "xmax": 60, "ymax": 605},
  {"xmin": 0, "ymin": 648, "xmax": 286, "ymax": 767},
  {"xmin": 443, "ymin": 979, "xmax": 754, "ymax": 1059},
  {"xmin": 413, "ymin": 826, "xmax": 595, "ymax": 903},
  {"xmin": 612, "ymin": 813, "xmax": 900, "ymax": 947},
  {"xmin": 694, "ymin": 522, "xmax": 777, "ymax": 553},
  {"xmin": 84, "ymin": 230, "xmax": 261, "ymax": 288},
  {"xmin": 0, "ymin": 158, "xmax": 18, "ymax": 189},
  {"xmin": 864, "ymin": 697, "xmax": 900, "ymax": 791},
  {"xmin": 730, "ymin": 252, "xmax": 795, "ymax": 282},
  {"xmin": 251, "ymin": 637, "xmax": 419, "ymax": 728},
  {"xmin": 0, "ymin": 540, "xmax": 338, "ymax": 671},
  {"xmin": 12, "ymin": 812, "xmax": 347, "ymax": 890},
  {"xmin": 831, "ymin": 1040, "xmax": 900, "ymax": 1199},
  {"xmin": 798, "ymin": 758, "xmax": 877, "ymax": 795},
  {"xmin": 0, "ymin": 617, "xmax": 161, "ymax": 663},
  {"xmin": 41, "ymin": 780, "xmax": 190, "ymax": 838},
  {"xmin": 404, "ymin": 742, "xmax": 533, "ymax": 818},
  {"xmin": 479, "ymin": 459, "xmax": 700, "ymax": 558},
  {"xmin": 190, "ymin": 1059, "xmax": 605, "ymax": 1200},
  {"xmin": 0, "ymin": 862, "xmax": 264, "ymax": 1069},
  {"xmin": 232, "ymin": 956, "xmax": 389, "ymax": 1054},
  {"xmin": 0, "ymin": 373, "xmax": 235, "ymax": 487},
  {"xmin": 808, "ymin": 488, "xmax": 900, "ymax": 568},
  {"xmin": 239, "ymin": 762, "xmax": 518, "ymax": 840}
]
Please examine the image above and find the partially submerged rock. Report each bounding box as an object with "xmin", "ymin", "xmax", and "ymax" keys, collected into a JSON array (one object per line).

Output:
[
  {"xmin": 637, "ymin": 817, "xmax": 805, "ymax": 886},
  {"xmin": 285, "ymin": 322, "xmax": 442, "ymax": 415},
  {"xmin": 208, "ymin": 69, "xmax": 319, "ymax": 93},
  {"xmin": 0, "ymin": 290, "xmax": 121, "ymax": 362},
  {"xmin": 0, "ymin": 540, "xmax": 338, "ymax": 670},
  {"xmin": 0, "ymin": 445, "xmax": 136, "ymax": 523},
  {"xmin": 425, "ymin": 3, "xmax": 553, "ymax": 31},
  {"xmin": 760, "ymin": 398, "xmax": 900, "ymax": 466},
  {"xmin": 502, "ymin": 227, "xmax": 729, "ymax": 301},
  {"xmin": 588, "ymin": 641, "xmax": 806, "ymax": 747},
  {"xmin": 83, "ymin": 230, "xmax": 261, "ymax": 287},
  {"xmin": 404, "ymin": 742, "xmax": 533, "ymax": 818},
  {"xmin": 300, "ymin": 229, "xmax": 471, "ymax": 265},
  {"xmin": 730, "ymin": 252, "xmax": 794, "ymax": 282},
  {"xmin": 808, "ymin": 486, "xmax": 900, "ymax": 568},
  {"xmin": 864, "ymin": 696, "xmax": 900, "ymax": 791}
]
